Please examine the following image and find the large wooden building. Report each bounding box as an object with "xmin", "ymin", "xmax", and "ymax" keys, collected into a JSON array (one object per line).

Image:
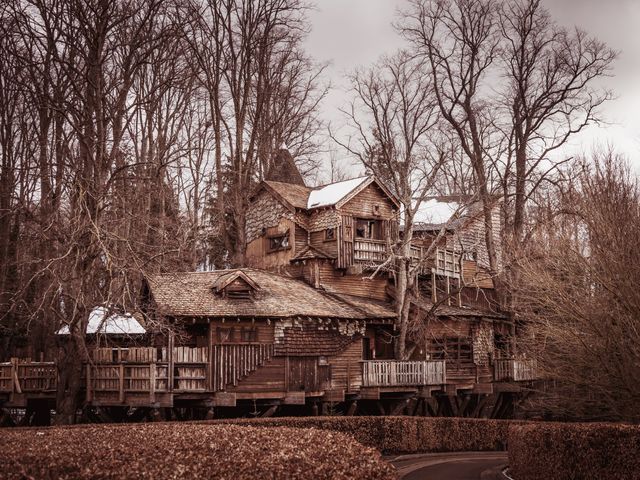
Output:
[{"xmin": 0, "ymin": 147, "xmax": 536, "ymax": 423}]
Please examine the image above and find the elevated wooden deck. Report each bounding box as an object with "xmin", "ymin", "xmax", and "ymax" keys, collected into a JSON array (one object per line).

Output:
[
  {"xmin": 0, "ymin": 360, "xmax": 58, "ymax": 407},
  {"xmin": 361, "ymin": 360, "xmax": 446, "ymax": 387},
  {"xmin": 493, "ymin": 359, "xmax": 538, "ymax": 382}
]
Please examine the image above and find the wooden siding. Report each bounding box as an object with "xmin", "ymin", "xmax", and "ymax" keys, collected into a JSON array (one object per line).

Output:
[
  {"xmin": 337, "ymin": 215, "xmax": 354, "ymax": 269},
  {"xmin": 245, "ymin": 219, "xmax": 297, "ymax": 269},
  {"xmin": 295, "ymin": 224, "xmax": 308, "ymax": 253},
  {"xmin": 462, "ymin": 260, "xmax": 494, "ymax": 289},
  {"xmin": 287, "ymin": 357, "xmax": 331, "ymax": 392},
  {"xmin": 339, "ymin": 183, "xmax": 396, "ymax": 219},
  {"xmin": 329, "ymin": 338, "xmax": 363, "ymax": 392},
  {"xmin": 318, "ymin": 262, "xmax": 388, "ymax": 301},
  {"xmin": 310, "ymin": 229, "xmax": 338, "ymax": 257}
]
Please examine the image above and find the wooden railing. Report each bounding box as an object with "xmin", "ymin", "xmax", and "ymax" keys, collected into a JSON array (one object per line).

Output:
[
  {"xmin": 211, "ymin": 343, "xmax": 274, "ymax": 391},
  {"xmin": 87, "ymin": 362, "xmax": 170, "ymax": 403},
  {"xmin": 0, "ymin": 360, "xmax": 58, "ymax": 394},
  {"xmin": 494, "ymin": 359, "xmax": 538, "ymax": 382},
  {"xmin": 173, "ymin": 346, "xmax": 208, "ymax": 391},
  {"xmin": 361, "ymin": 360, "xmax": 446, "ymax": 387},
  {"xmin": 353, "ymin": 239, "xmax": 387, "ymax": 263}
]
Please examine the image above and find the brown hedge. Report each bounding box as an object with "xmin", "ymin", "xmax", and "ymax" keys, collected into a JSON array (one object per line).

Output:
[
  {"xmin": 0, "ymin": 423, "xmax": 396, "ymax": 480},
  {"xmin": 508, "ymin": 422, "xmax": 640, "ymax": 480},
  {"xmin": 213, "ymin": 416, "xmax": 519, "ymax": 453}
]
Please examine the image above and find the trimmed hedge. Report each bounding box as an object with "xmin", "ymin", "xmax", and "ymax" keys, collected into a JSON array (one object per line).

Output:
[
  {"xmin": 509, "ymin": 422, "xmax": 640, "ymax": 480},
  {"xmin": 0, "ymin": 423, "xmax": 396, "ymax": 479},
  {"xmin": 214, "ymin": 416, "xmax": 520, "ymax": 453}
]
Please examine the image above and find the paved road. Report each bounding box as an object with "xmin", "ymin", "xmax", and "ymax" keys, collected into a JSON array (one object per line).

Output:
[{"xmin": 388, "ymin": 452, "xmax": 509, "ymax": 480}]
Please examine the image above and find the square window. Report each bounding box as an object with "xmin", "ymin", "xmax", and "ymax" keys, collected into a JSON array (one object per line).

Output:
[
  {"xmin": 325, "ymin": 228, "xmax": 335, "ymax": 240},
  {"xmin": 268, "ymin": 233, "xmax": 290, "ymax": 252},
  {"xmin": 217, "ymin": 327, "xmax": 234, "ymax": 343},
  {"xmin": 241, "ymin": 327, "xmax": 257, "ymax": 342}
]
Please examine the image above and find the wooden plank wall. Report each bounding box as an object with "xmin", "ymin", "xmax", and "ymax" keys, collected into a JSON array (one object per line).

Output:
[
  {"xmin": 339, "ymin": 183, "xmax": 396, "ymax": 219},
  {"xmin": 245, "ymin": 219, "xmax": 297, "ymax": 269},
  {"xmin": 318, "ymin": 263, "xmax": 388, "ymax": 301},
  {"xmin": 309, "ymin": 230, "xmax": 338, "ymax": 257},
  {"xmin": 329, "ymin": 338, "xmax": 363, "ymax": 392},
  {"xmin": 287, "ymin": 357, "xmax": 330, "ymax": 392}
]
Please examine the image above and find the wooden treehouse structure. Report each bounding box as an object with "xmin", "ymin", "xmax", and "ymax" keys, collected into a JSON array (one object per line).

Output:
[{"xmin": 0, "ymin": 147, "xmax": 538, "ymax": 423}]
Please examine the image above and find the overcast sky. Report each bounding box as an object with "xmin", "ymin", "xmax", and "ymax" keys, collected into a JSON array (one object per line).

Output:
[{"xmin": 304, "ymin": 0, "xmax": 640, "ymax": 174}]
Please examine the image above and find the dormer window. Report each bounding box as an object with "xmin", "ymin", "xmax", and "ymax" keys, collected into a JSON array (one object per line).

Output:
[
  {"xmin": 213, "ymin": 270, "xmax": 260, "ymax": 300},
  {"xmin": 267, "ymin": 231, "xmax": 290, "ymax": 252}
]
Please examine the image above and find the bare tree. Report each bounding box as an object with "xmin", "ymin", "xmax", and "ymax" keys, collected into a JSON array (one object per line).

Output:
[
  {"xmin": 514, "ymin": 151, "xmax": 640, "ymax": 422},
  {"xmin": 400, "ymin": 0, "xmax": 504, "ymax": 281},
  {"xmin": 184, "ymin": 0, "xmax": 328, "ymax": 267},
  {"xmin": 334, "ymin": 51, "xmax": 446, "ymax": 359},
  {"xmin": 498, "ymin": 0, "xmax": 617, "ymax": 247}
]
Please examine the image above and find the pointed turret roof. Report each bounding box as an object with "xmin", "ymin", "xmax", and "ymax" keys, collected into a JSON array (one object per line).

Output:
[{"xmin": 265, "ymin": 145, "xmax": 306, "ymax": 186}]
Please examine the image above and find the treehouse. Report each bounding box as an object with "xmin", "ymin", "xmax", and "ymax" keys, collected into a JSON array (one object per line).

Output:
[{"xmin": 1, "ymin": 147, "xmax": 536, "ymax": 423}]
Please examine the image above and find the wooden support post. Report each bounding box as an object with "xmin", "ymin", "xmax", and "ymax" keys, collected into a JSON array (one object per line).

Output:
[
  {"xmin": 346, "ymin": 359, "xmax": 351, "ymax": 393},
  {"xmin": 311, "ymin": 403, "xmax": 319, "ymax": 416},
  {"xmin": 11, "ymin": 359, "xmax": 21, "ymax": 394},
  {"xmin": 207, "ymin": 324, "xmax": 213, "ymax": 392},
  {"xmin": 86, "ymin": 364, "xmax": 92, "ymax": 403},
  {"xmin": 150, "ymin": 363, "xmax": 156, "ymax": 404},
  {"xmin": 346, "ymin": 400, "xmax": 358, "ymax": 416},
  {"xmin": 118, "ymin": 364, "xmax": 125, "ymax": 403},
  {"xmin": 431, "ymin": 270, "xmax": 437, "ymax": 303},
  {"xmin": 169, "ymin": 331, "xmax": 175, "ymax": 392}
]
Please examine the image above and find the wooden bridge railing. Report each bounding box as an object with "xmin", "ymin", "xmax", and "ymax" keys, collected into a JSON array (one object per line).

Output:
[
  {"xmin": 0, "ymin": 360, "xmax": 58, "ymax": 394},
  {"xmin": 361, "ymin": 360, "xmax": 446, "ymax": 387},
  {"xmin": 493, "ymin": 358, "xmax": 538, "ymax": 382}
]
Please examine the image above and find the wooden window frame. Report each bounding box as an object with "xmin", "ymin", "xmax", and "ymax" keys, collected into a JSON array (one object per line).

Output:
[
  {"xmin": 216, "ymin": 327, "xmax": 235, "ymax": 343},
  {"xmin": 355, "ymin": 218, "xmax": 382, "ymax": 240},
  {"xmin": 266, "ymin": 230, "xmax": 291, "ymax": 253},
  {"xmin": 240, "ymin": 326, "xmax": 258, "ymax": 343},
  {"xmin": 324, "ymin": 227, "xmax": 336, "ymax": 241}
]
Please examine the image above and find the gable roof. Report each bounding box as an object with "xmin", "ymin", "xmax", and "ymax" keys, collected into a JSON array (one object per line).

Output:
[
  {"xmin": 146, "ymin": 269, "xmax": 369, "ymax": 319},
  {"xmin": 213, "ymin": 270, "xmax": 261, "ymax": 293},
  {"xmin": 307, "ymin": 176, "xmax": 400, "ymax": 210}
]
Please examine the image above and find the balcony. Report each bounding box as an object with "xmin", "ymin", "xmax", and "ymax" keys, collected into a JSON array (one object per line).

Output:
[
  {"xmin": 353, "ymin": 239, "xmax": 388, "ymax": 263},
  {"xmin": 493, "ymin": 358, "xmax": 538, "ymax": 382},
  {"xmin": 361, "ymin": 360, "xmax": 446, "ymax": 387}
]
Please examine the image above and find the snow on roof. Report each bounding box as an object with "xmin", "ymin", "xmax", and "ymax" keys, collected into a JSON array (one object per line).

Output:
[
  {"xmin": 56, "ymin": 306, "xmax": 146, "ymax": 335},
  {"xmin": 413, "ymin": 198, "xmax": 461, "ymax": 226},
  {"xmin": 307, "ymin": 176, "xmax": 369, "ymax": 209}
]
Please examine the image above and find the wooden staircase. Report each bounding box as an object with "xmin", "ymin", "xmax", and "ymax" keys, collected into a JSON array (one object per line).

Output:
[{"xmin": 211, "ymin": 344, "xmax": 274, "ymax": 391}]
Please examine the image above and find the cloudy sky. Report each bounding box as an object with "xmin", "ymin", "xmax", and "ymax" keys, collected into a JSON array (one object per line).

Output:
[{"xmin": 304, "ymin": 0, "xmax": 640, "ymax": 172}]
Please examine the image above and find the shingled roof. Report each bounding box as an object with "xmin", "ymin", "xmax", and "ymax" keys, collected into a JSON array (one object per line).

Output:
[
  {"xmin": 263, "ymin": 180, "xmax": 311, "ymax": 210},
  {"xmin": 274, "ymin": 326, "xmax": 358, "ymax": 356},
  {"xmin": 146, "ymin": 269, "xmax": 369, "ymax": 319},
  {"xmin": 265, "ymin": 146, "xmax": 306, "ymax": 186}
]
